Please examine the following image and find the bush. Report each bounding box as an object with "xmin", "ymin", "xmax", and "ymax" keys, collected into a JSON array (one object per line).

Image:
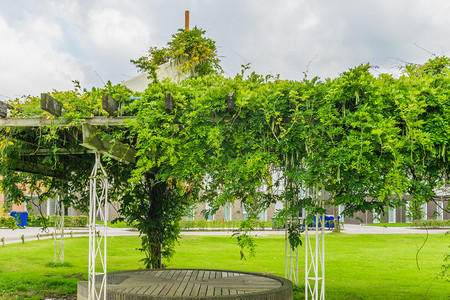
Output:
[
  {"xmin": 0, "ymin": 216, "xmax": 17, "ymax": 229},
  {"xmin": 411, "ymin": 219, "xmax": 450, "ymax": 228},
  {"xmin": 26, "ymin": 215, "xmax": 88, "ymax": 228},
  {"xmin": 179, "ymin": 219, "xmax": 272, "ymax": 230}
]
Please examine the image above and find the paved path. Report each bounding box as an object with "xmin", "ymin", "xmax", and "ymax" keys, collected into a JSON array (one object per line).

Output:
[{"xmin": 1, "ymin": 225, "xmax": 448, "ymax": 245}]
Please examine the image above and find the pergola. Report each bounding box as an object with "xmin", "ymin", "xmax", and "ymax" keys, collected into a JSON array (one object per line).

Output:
[
  {"xmin": 0, "ymin": 93, "xmax": 326, "ymax": 300},
  {"xmin": 1, "ymin": 93, "xmax": 136, "ymax": 299}
]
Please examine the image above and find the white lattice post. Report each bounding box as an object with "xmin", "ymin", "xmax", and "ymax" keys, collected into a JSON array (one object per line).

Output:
[
  {"xmin": 54, "ymin": 193, "xmax": 64, "ymax": 264},
  {"xmin": 285, "ymin": 183, "xmax": 306, "ymax": 286},
  {"xmin": 305, "ymin": 184, "xmax": 325, "ymax": 300},
  {"xmin": 285, "ymin": 216, "xmax": 300, "ymax": 286},
  {"xmin": 88, "ymin": 152, "xmax": 109, "ymax": 300}
]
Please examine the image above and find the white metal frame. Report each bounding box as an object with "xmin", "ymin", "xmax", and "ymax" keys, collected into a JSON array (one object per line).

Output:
[
  {"xmin": 285, "ymin": 216, "xmax": 301, "ymax": 286},
  {"xmin": 284, "ymin": 183, "xmax": 306, "ymax": 286},
  {"xmin": 305, "ymin": 185, "xmax": 325, "ymax": 300},
  {"xmin": 88, "ymin": 152, "xmax": 109, "ymax": 300},
  {"xmin": 54, "ymin": 193, "xmax": 65, "ymax": 264}
]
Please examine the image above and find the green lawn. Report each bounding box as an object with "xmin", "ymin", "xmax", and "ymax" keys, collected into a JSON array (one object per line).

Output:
[{"xmin": 0, "ymin": 233, "xmax": 448, "ymax": 299}]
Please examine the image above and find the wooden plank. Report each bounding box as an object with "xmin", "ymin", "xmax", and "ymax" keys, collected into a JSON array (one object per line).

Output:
[
  {"xmin": 9, "ymin": 159, "xmax": 66, "ymax": 178},
  {"xmin": 182, "ymin": 282, "xmax": 194, "ymax": 296},
  {"xmin": 102, "ymin": 93, "xmax": 119, "ymax": 116},
  {"xmin": 81, "ymin": 123, "xmax": 136, "ymax": 164},
  {"xmin": 159, "ymin": 282, "xmax": 173, "ymax": 296},
  {"xmin": 166, "ymin": 281, "xmax": 183, "ymax": 296},
  {"xmin": 196, "ymin": 270, "xmax": 204, "ymax": 280},
  {"xmin": 203, "ymin": 270, "xmax": 211, "ymax": 280},
  {"xmin": 198, "ymin": 284, "xmax": 208, "ymax": 296},
  {"xmin": 152, "ymin": 283, "xmax": 166, "ymax": 296},
  {"xmin": 191, "ymin": 270, "xmax": 199, "ymax": 280},
  {"xmin": 144, "ymin": 284, "xmax": 159, "ymax": 295},
  {"xmin": 18, "ymin": 148, "xmax": 93, "ymax": 156},
  {"xmin": 41, "ymin": 93, "xmax": 63, "ymax": 117},
  {"xmin": 0, "ymin": 101, "xmax": 14, "ymax": 118},
  {"xmin": 165, "ymin": 93, "xmax": 174, "ymax": 112},
  {"xmin": 153, "ymin": 270, "xmax": 164, "ymax": 277},
  {"xmin": 173, "ymin": 269, "xmax": 186, "ymax": 281},
  {"xmin": 190, "ymin": 283, "xmax": 201, "ymax": 296},
  {"xmin": 134, "ymin": 286, "xmax": 146, "ymax": 294},
  {"xmin": 227, "ymin": 92, "xmax": 235, "ymax": 113},
  {"xmin": 173, "ymin": 281, "xmax": 188, "ymax": 296},
  {"xmin": 205, "ymin": 285, "xmax": 214, "ymax": 296},
  {"xmin": 0, "ymin": 116, "xmax": 135, "ymax": 128}
]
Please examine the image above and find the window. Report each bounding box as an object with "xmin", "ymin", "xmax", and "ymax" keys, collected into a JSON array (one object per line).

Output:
[
  {"xmin": 205, "ymin": 203, "xmax": 214, "ymax": 221},
  {"xmin": 224, "ymin": 202, "xmax": 232, "ymax": 221},
  {"xmin": 388, "ymin": 208, "xmax": 396, "ymax": 223},
  {"xmin": 421, "ymin": 203, "xmax": 427, "ymax": 220},
  {"xmin": 185, "ymin": 205, "xmax": 195, "ymax": 221},
  {"xmin": 258, "ymin": 209, "xmax": 267, "ymax": 221},
  {"xmin": 373, "ymin": 210, "xmax": 380, "ymax": 223},
  {"xmin": 405, "ymin": 201, "xmax": 411, "ymax": 222},
  {"xmin": 242, "ymin": 203, "xmax": 248, "ymax": 220},
  {"xmin": 436, "ymin": 201, "xmax": 444, "ymax": 220},
  {"xmin": 338, "ymin": 205, "xmax": 345, "ymax": 222},
  {"xmin": 47, "ymin": 198, "xmax": 56, "ymax": 215}
]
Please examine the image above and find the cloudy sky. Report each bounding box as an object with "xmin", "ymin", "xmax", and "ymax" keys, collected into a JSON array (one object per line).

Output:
[{"xmin": 1, "ymin": 0, "xmax": 450, "ymax": 101}]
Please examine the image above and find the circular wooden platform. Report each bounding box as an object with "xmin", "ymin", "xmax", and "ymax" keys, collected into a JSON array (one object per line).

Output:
[{"xmin": 77, "ymin": 269, "xmax": 293, "ymax": 299}]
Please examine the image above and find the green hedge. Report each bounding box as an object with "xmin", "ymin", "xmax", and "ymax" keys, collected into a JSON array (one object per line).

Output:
[
  {"xmin": 180, "ymin": 219, "xmax": 272, "ymax": 230},
  {"xmin": 27, "ymin": 214, "xmax": 88, "ymax": 228},
  {"xmin": 410, "ymin": 219, "xmax": 450, "ymax": 228},
  {"xmin": 0, "ymin": 216, "xmax": 17, "ymax": 229}
]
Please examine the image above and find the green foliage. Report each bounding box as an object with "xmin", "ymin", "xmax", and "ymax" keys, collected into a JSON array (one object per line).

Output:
[
  {"xmin": 179, "ymin": 219, "xmax": 271, "ymax": 230},
  {"xmin": 131, "ymin": 26, "xmax": 222, "ymax": 80},
  {"xmin": 26, "ymin": 215, "xmax": 88, "ymax": 228},
  {"xmin": 1, "ymin": 53, "xmax": 450, "ymax": 269},
  {"xmin": 410, "ymin": 219, "xmax": 450, "ymax": 229},
  {"xmin": 0, "ymin": 216, "xmax": 17, "ymax": 229}
]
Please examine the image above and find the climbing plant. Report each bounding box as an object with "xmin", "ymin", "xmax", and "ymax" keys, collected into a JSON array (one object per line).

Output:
[
  {"xmin": 131, "ymin": 26, "xmax": 222, "ymax": 81},
  {"xmin": 0, "ymin": 49, "xmax": 449, "ymax": 270}
]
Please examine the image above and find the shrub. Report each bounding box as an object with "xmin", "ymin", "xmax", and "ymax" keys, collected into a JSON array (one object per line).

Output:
[
  {"xmin": 179, "ymin": 219, "xmax": 272, "ymax": 230},
  {"xmin": 411, "ymin": 219, "xmax": 450, "ymax": 228},
  {"xmin": 0, "ymin": 216, "xmax": 17, "ymax": 229},
  {"xmin": 26, "ymin": 215, "xmax": 88, "ymax": 228}
]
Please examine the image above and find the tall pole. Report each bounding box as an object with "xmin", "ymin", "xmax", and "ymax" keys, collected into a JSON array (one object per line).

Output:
[{"xmin": 185, "ymin": 10, "xmax": 190, "ymax": 31}]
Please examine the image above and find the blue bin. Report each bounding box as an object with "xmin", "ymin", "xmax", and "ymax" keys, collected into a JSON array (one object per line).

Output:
[
  {"xmin": 10, "ymin": 211, "xmax": 28, "ymax": 227},
  {"xmin": 310, "ymin": 215, "xmax": 340, "ymax": 229},
  {"xmin": 325, "ymin": 215, "xmax": 340, "ymax": 229}
]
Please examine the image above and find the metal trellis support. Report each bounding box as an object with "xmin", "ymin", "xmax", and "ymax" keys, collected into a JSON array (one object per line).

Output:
[
  {"xmin": 305, "ymin": 185, "xmax": 325, "ymax": 300},
  {"xmin": 88, "ymin": 152, "xmax": 109, "ymax": 300},
  {"xmin": 285, "ymin": 184, "xmax": 307, "ymax": 286},
  {"xmin": 285, "ymin": 216, "xmax": 301, "ymax": 286},
  {"xmin": 54, "ymin": 193, "xmax": 65, "ymax": 264}
]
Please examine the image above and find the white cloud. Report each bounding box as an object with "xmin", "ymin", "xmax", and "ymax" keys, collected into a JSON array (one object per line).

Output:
[
  {"xmin": 2, "ymin": 0, "xmax": 450, "ymax": 100},
  {"xmin": 0, "ymin": 14, "xmax": 84, "ymax": 100}
]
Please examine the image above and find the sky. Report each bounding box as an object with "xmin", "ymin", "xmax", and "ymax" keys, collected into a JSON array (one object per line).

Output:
[{"xmin": 1, "ymin": 0, "xmax": 450, "ymax": 101}]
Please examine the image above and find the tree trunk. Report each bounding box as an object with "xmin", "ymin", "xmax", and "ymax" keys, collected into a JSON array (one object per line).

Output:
[
  {"xmin": 144, "ymin": 173, "xmax": 165, "ymax": 269},
  {"xmin": 333, "ymin": 205, "xmax": 340, "ymax": 232}
]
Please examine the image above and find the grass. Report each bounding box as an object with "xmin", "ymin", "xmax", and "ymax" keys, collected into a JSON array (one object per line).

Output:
[{"xmin": 0, "ymin": 233, "xmax": 449, "ymax": 299}]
